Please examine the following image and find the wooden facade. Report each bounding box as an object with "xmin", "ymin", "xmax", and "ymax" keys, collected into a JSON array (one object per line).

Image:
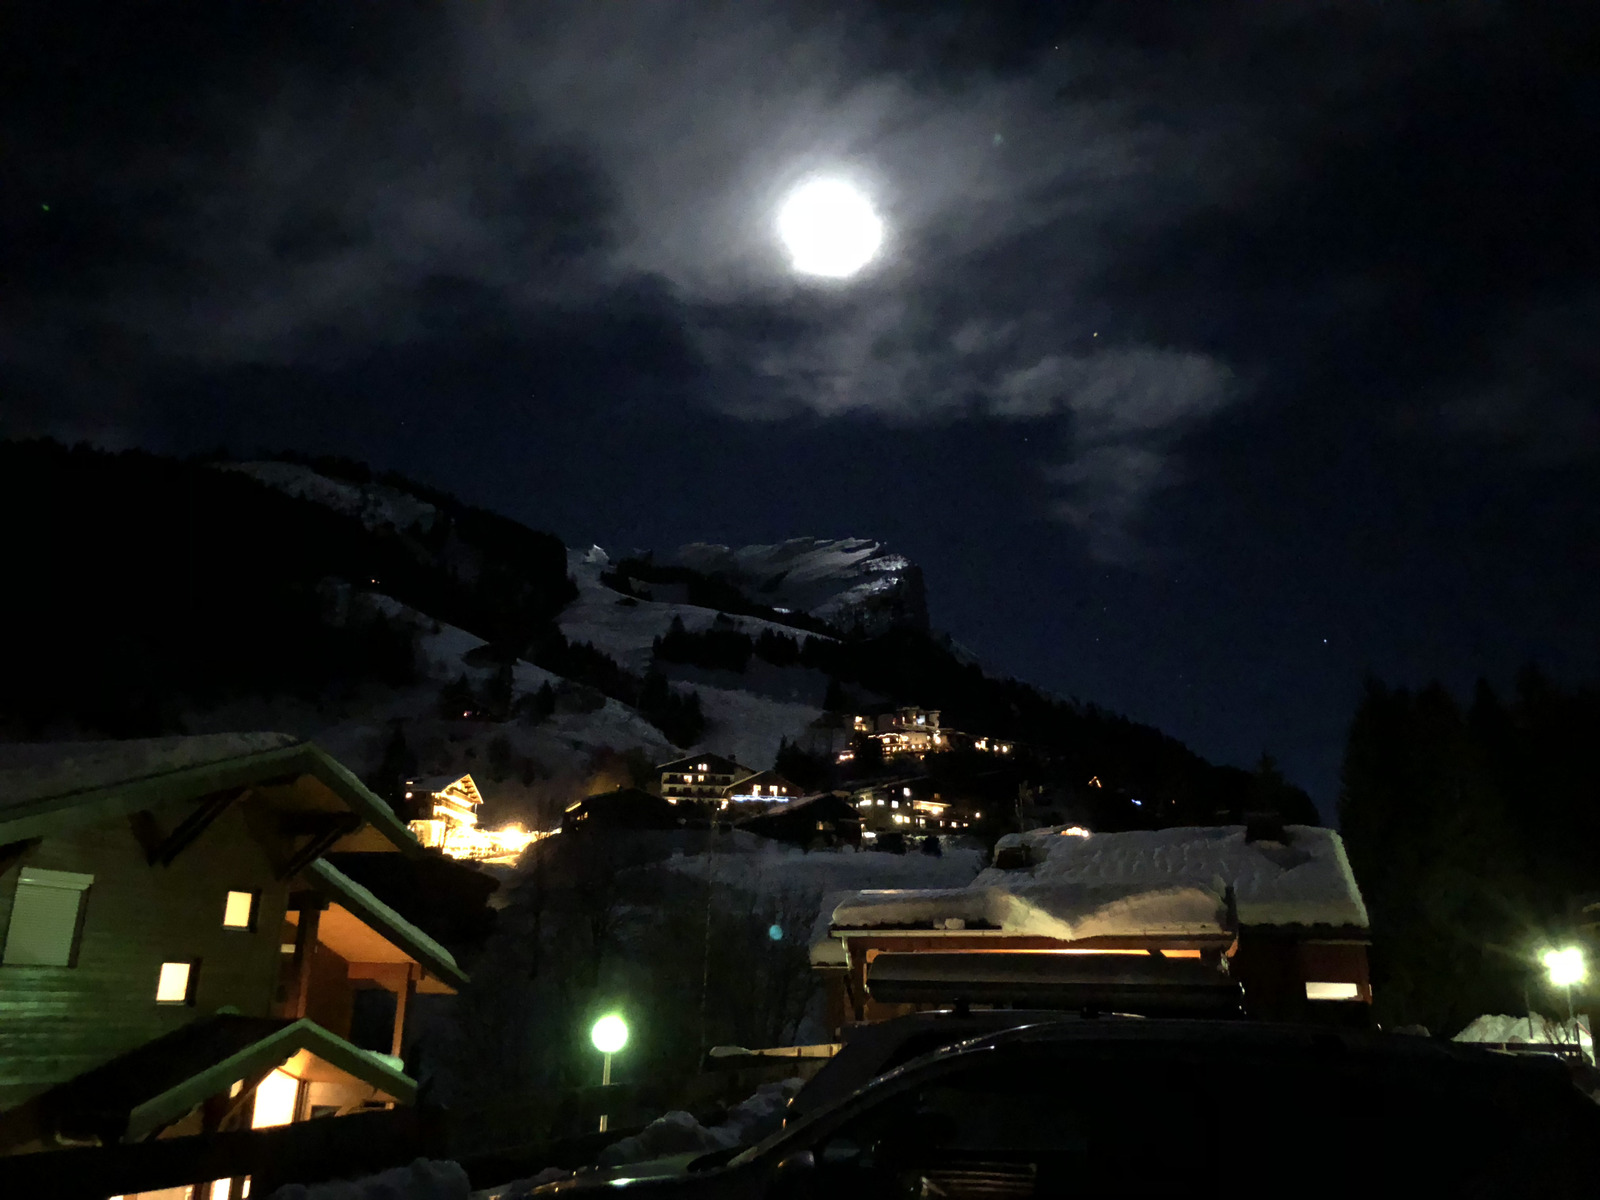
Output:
[{"xmin": 0, "ymin": 735, "xmax": 474, "ymax": 1187}]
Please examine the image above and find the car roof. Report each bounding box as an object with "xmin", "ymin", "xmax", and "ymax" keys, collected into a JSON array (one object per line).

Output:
[{"xmin": 786, "ymin": 1012, "xmax": 1579, "ymax": 1137}]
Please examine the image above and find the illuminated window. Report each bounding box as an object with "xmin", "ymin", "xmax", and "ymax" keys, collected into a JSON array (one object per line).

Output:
[
  {"xmin": 222, "ymin": 891, "xmax": 258, "ymax": 930},
  {"xmin": 156, "ymin": 960, "xmax": 198, "ymax": 1004},
  {"xmin": 902, "ymin": 787, "xmax": 911, "ymax": 797},
  {"xmin": 891, "ymin": 801, "xmax": 899, "ymax": 809},
  {"xmin": 252, "ymin": 1068, "xmax": 301, "ymax": 1128},
  {"xmin": 1305, "ymin": 981, "xmax": 1360, "ymax": 1000},
  {"xmin": 2, "ymin": 868, "xmax": 93, "ymax": 967}
]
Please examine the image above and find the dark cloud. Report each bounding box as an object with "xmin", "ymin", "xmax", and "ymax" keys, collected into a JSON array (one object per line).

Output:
[{"xmin": 2, "ymin": 0, "xmax": 1597, "ymax": 804}]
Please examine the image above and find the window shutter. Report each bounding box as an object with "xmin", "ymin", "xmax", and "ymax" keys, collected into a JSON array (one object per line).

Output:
[{"xmin": 2, "ymin": 868, "xmax": 94, "ymax": 967}]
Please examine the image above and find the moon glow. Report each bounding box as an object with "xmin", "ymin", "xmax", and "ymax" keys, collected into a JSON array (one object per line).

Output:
[{"xmin": 776, "ymin": 178, "xmax": 884, "ymax": 278}]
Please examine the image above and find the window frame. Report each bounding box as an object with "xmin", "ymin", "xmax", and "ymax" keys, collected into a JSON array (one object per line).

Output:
[
  {"xmin": 156, "ymin": 958, "xmax": 201, "ymax": 1005},
  {"xmin": 1, "ymin": 867, "xmax": 94, "ymax": 968},
  {"xmin": 222, "ymin": 889, "xmax": 260, "ymax": 932}
]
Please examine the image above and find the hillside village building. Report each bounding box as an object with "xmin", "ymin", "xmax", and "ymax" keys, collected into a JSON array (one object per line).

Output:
[
  {"xmin": 403, "ymin": 772, "xmax": 541, "ymax": 865},
  {"xmin": 0, "ymin": 734, "xmax": 481, "ymax": 1198},
  {"xmin": 851, "ymin": 778, "xmax": 975, "ymax": 838},
  {"xmin": 656, "ymin": 753, "xmax": 752, "ymax": 802},
  {"xmin": 838, "ymin": 708, "xmax": 1014, "ymax": 763},
  {"xmin": 811, "ymin": 822, "xmax": 1371, "ymax": 1032},
  {"xmin": 722, "ymin": 770, "xmax": 802, "ymax": 807},
  {"xmin": 852, "ymin": 708, "xmax": 945, "ymax": 755}
]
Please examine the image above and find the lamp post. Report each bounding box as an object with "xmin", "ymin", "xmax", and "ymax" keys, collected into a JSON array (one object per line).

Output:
[
  {"xmin": 1541, "ymin": 947, "xmax": 1588, "ymax": 1062},
  {"xmin": 590, "ymin": 1013, "xmax": 628, "ymax": 1132}
]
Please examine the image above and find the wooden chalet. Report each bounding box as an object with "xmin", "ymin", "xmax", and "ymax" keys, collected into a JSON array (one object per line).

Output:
[
  {"xmin": 655, "ymin": 753, "xmax": 751, "ymax": 803},
  {"xmin": 810, "ymin": 822, "xmax": 1371, "ymax": 1033},
  {"xmin": 736, "ymin": 793, "xmax": 862, "ymax": 850},
  {"xmin": 402, "ymin": 772, "xmax": 483, "ymax": 846},
  {"xmin": 562, "ymin": 787, "xmax": 687, "ymax": 833},
  {"xmin": 0, "ymin": 733, "xmax": 476, "ymax": 1196},
  {"xmin": 851, "ymin": 777, "xmax": 975, "ymax": 840}
]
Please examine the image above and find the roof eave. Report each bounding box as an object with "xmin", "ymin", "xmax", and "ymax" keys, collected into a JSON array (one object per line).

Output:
[{"xmin": 123, "ymin": 1018, "xmax": 416, "ymax": 1142}]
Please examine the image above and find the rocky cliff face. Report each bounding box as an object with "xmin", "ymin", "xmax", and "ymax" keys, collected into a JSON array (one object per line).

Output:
[{"xmin": 661, "ymin": 537, "xmax": 928, "ymax": 636}]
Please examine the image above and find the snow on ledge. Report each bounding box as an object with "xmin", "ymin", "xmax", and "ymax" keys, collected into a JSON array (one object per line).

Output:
[
  {"xmin": 830, "ymin": 880, "xmax": 1230, "ymax": 942},
  {"xmin": 978, "ymin": 824, "xmax": 1369, "ymax": 930}
]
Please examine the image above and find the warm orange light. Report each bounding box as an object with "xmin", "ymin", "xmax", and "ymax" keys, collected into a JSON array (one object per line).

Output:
[
  {"xmin": 155, "ymin": 961, "xmax": 193, "ymax": 1003},
  {"xmin": 251, "ymin": 1069, "xmax": 300, "ymax": 1128},
  {"xmin": 1158, "ymin": 949, "xmax": 1202, "ymax": 959},
  {"xmin": 222, "ymin": 891, "xmax": 255, "ymax": 929}
]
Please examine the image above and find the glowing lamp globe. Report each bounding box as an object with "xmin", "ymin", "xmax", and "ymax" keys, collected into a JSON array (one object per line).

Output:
[
  {"xmin": 777, "ymin": 178, "xmax": 884, "ymax": 278},
  {"xmin": 590, "ymin": 1014, "xmax": 629, "ymax": 1054},
  {"xmin": 1543, "ymin": 947, "xmax": 1587, "ymax": 988}
]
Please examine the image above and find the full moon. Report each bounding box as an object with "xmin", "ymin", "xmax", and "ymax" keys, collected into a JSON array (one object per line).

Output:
[{"xmin": 776, "ymin": 178, "xmax": 884, "ymax": 278}]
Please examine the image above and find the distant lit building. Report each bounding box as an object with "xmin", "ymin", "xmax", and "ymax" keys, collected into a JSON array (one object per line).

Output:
[
  {"xmin": 723, "ymin": 770, "xmax": 803, "ymax": 807},
  {"xmin": 404, "ymin": 774, "xmax": 542, "ymax": 865},
  {"xmin": 851, "ymin": 779, "xmax": 974, "ymax": 840},
  {"xmin": 851, "ymin": 708, "xmax": 945, "ymax": 756},
  {"xmin": 655, "ymin": 753, "xmax": 752, "ymax": 802}
]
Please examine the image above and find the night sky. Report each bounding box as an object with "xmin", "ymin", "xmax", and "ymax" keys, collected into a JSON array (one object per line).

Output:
[{"xmin": 5, "ymin": 2, "xmax": 1598, "ymax": 814}]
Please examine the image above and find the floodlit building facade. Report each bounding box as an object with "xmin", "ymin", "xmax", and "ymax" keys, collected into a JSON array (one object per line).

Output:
[{"xmin": 404, "ymin": 773, "xmax": 541, "ymax": 865}]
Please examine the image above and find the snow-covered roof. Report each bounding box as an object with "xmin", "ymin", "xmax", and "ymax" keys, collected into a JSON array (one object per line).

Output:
[
  {"xmin": 811, "ymin": 825, "xmax": 1367, "ymax": 957},
  {"xmin": 301, "ymin": 859, "xmax": 466, "ymax": 992},
  {"xmin": 979, "ymin": 824, "xmax": 1369, "ymax": 929},
  {"xmin": 831, "ymin": 880, "xmax": 1230, "ymax": 942},
  {"xmin": 0, "ymin": 733, "xmax": 300, "ymax": 810},
  {"xmin": 0, "ymin": 734, "xmax": 418, "ymax": 853}
]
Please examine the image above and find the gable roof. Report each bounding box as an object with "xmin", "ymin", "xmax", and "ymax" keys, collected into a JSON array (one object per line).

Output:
[
  {"xmin": 0, "ymin": 735, "xmax": 419, "ymax": 854},
  {"xmin": 41, "ymin": 1015, "xmax": 414, "ymax": 1144},
  {"xmin": 299, "ymin": 859, "xmax": 467, "ymax": 992},
  {"xmin": 656, "ymin": 752, "xmax": 749, "ymax": 776},
  {"xmin": 726, "ymin": 770, "xmax": 802, "ymax": 793},
  {"xmin": 564, "ymin": 787, "xmax": 685, "ymax": 831},
  {"xmin": 736, "ymin": 792, "xmax": 861, "ymax": 836},
  {"xmin": 408, "ymin": 773, "xmax": 481, "ymax": 806}
]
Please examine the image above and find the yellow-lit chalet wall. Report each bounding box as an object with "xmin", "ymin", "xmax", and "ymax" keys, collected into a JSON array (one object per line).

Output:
[{"xmin": 0, "ymin": 796, "xmax": 291, "ymax": 1118}]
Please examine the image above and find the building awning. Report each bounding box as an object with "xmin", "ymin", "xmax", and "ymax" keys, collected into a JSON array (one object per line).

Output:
[
  {"xmin": 297, "ymin": 858, "xmax": 468, "ymax": 993},
  {"xmin": 38, "ymin": 1015, "xmax": 415, "ymax": 1145}
]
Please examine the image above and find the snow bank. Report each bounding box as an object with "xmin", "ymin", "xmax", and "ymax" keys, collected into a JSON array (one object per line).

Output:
[
  {"xmin": 829, "ymin": 880, "xmax": 1229, "ymax": 941},
  {"xmin": 979, "ymin": 824, "xmax": 1368, "ymax": 929},
  {"xmin": 595, "ymin": 1078, "xmax": 804, "ymax": 1168},
  {"xmin": 487, "ymin": 1080, "xmax": 802, "ymax": 1199},
  {"xmin": 1455, "ymin": 1013, "xmax": 1593, "ymax": 1051},
  {"xmin": 264, "ymin": 1158, "xmax": 469, "ymax": 1200}
]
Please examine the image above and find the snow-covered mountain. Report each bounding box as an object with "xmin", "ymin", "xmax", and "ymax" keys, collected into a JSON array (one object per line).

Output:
[
  {"xmin": 220, "ymin": 460, "xmax": 441, "ymax": 535},
  {"xmin": 12, "ymin": 442, "xmax": 1259, "ymax": 843},
  {"xmin": 660, "ymin": 537, "xmax": 927, "ymax": 635}
]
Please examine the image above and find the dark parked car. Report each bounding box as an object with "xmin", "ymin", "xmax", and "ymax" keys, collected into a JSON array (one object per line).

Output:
[{"xmin": 532, "ymin": 1018, "xmax": 1600, "ymax": 1198}]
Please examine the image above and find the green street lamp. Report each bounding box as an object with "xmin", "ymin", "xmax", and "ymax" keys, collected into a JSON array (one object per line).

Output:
[
  {"xmin": 590, "ymin": 1014, "xmax": 629, "ymax": 1132},
  {"xmin": 1541, "ymin": 947, "xmax": 1588, "ymax": 1062}
]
